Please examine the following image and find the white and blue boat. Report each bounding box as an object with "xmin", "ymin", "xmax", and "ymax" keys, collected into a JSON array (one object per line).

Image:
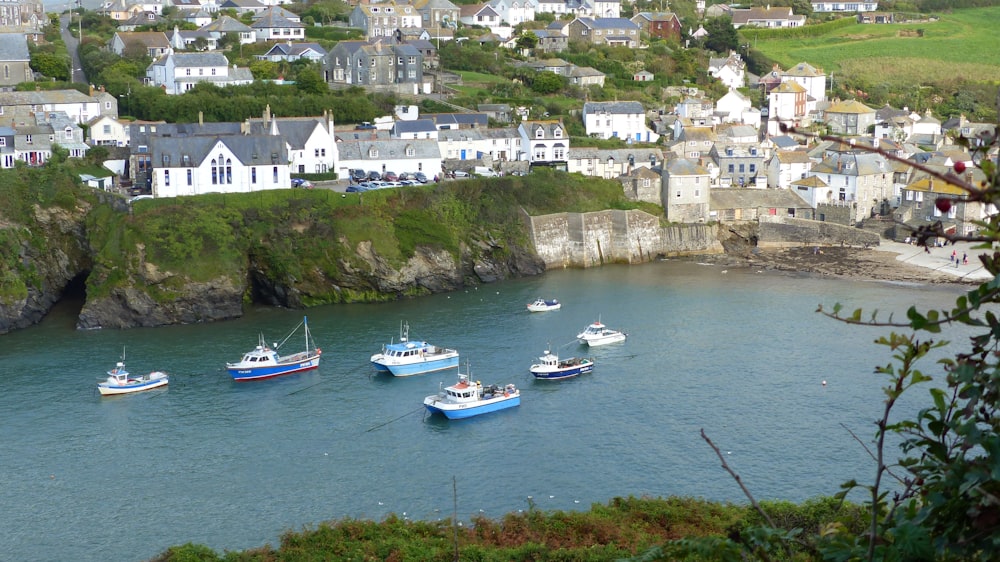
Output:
[
  {"xmin": 226, "ymin": 317, "xmax": 321, "ymax": 381},
  {"xmin": 529, "ymin": 348, "xmax": 594, "ymax": 380},
  {"xmin": 423, "ymin": 371, "xmax": 520, "ymax": 419},
  {"xmin": 526, "ymin": 298, "xmax": 561, "ymax": 312},
  {"xmin": 97, "ymin": 354, "xmax": 168, "ymax": 396},
  {"xmin": 370, "ymin": 322, "xmax": 459, "ymax": 377},
  {"xmin": 577, "ymin": 319, "xmax": 627, "ymax": 347}
]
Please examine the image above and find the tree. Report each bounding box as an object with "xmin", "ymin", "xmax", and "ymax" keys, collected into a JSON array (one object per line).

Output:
[
  {"xmin": 295, "ymin": 67, "xmax": 327, "ymax": 94},
  {"xmin": 516, "ymin": 31, "xmax": 538, "ymax": 51},
  {"xmin": 530, "ymin": 71, "xmax": 564, "ymax": 94},
  {"xmin": 702, "ymin": 16, "xmax": 739, "ymax": 54},
  {"xmin": 30, "ymin": 51, "xmax": 70, "ymax": 81}
]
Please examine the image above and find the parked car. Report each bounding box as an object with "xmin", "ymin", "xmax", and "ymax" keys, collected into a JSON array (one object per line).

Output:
[
  {"xmin": 414, "ymin": 172, "xmax": 428, "ymax": 183},
  {"xmin": 128, "ymin": 186, "xmax": 145, "ymax": 196},
  {"xmin": 367, "ymin": 171, "xmax": 381, "ymax": 181},
  {"xmin": 398, "ymin": 172, "xmax": 413, "ymax": 181},
  {"xmin": 350, "ymin": 169, "xmax": 367, "ymax": 182},
  {"xmin": 347, "ymin": 183, "xmax": 371, "ymax": 192},
  {"xmin": 291, "ymin": 178, "xmax": 313, "ymax": 189},
  {"xmin": 355, "ymin": 122, "xmax": 376, "ymax": 130},
  {"xmin": 382, "ymin": 171, "xmax": 398, "ymax": 182},
  {"xmin": 129, "ymin": 194, "xmax": 154, "ymax": 203},
  {"xmin": 452, "ymin": 170, "xmax": 469, "ymax": 178}
]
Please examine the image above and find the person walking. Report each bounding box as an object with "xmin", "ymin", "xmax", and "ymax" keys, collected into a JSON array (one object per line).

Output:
[
  {"xmin": 963, "ymin": 252, "xmax": 968, "ymax": 265},
  {"xmin": 952, "ymin": 249, "xmax": 957, "ymax": 262}
]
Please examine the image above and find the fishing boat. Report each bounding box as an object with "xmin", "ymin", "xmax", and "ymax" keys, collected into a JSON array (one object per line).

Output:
[
  {"xmin": 226, "ymin": 317, "xmax": 321, "ymax": 381},
  {"xmin": 577, "ymin": 319, "xmax": 627, "ymax": 347},
  {"xmin": 529, "ymin": 348, "xmax": 594, "ymax": 380},
  {"xmin": 97, "ymin": 355, "xmax": 168, "ymax": 396},
  {"xmin": 423, "ymin": 370, "xmax": 520, "ymax": 419},
  {"xmin": 526, "ymin": 298, "xmax": 561, "ymax": 312},
  {"xmin": 371, "ymin": 321, "xmax": 459, "ymax": 377}
]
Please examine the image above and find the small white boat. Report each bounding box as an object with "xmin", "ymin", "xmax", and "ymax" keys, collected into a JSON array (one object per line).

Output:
[
  {"xmin": 97, "ymin": 360, "xmax": 168, "ymax": 396},
  {"xmin": 530, "ymin": 349, "xmax": 594, "ymax": 380},
  {"xmin": 423, "ymin": 371, "xmax": 520, "ymax": 420},
  {"xmin": 577, "ymin": 320, "xmax": 627, "ymax": 347},
  {"xmin": 371, "ymin": 321, "xmax": 459, "ymax": 377},
  {"xmin": 226, "ymin": 317, "xmax": 322, "ymax": 381},
  {"xmin": 527, "ymin": 298, "xmax": 561, "ymax": 312}
]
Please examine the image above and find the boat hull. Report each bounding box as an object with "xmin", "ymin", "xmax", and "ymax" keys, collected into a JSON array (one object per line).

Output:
[
  {"xmin": 579, "ymin": 334, "xmax": 627, "ymax": 347},
  {"xmin": 423, "ymin": 394, "xmax": 520, "ymax": 419},
  {"xmin": 530, "ymin": 362, "xmax": 594, "ymax": 380},
  {"xmin": 527, "ymin": 303, "xmax": 561, "ymax": 312},
  {"xmin": 98, "ymin": 375, "xmax": 168, "ymax": 396},
  {"xmin": 376, "ymin": 354, "xmax": 459, "ymax": 377},
  {"xmin": 226, "ymin": 354, "xmax": 321, "ymax": 381}
]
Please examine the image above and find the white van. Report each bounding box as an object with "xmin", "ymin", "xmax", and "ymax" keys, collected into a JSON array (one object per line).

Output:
[{"xmin": 474, "ymin": 166, "xmax": 498, "ymax": 177}]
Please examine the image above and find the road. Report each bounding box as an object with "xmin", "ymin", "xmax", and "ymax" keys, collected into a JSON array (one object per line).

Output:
[{"xmin": 59, "ymin": 12, "xmax": 87, "ymax": 85}]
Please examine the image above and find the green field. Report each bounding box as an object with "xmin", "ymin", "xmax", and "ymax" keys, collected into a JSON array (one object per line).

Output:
[{"xmin": 748, "ymin": 7, "xmax": 1000, "ymax": 87}]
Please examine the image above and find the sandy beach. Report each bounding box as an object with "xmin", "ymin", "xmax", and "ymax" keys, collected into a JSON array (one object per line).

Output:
[{"xmin": 696, "ymin": 240, "xmax": 994, "ymax": 285}]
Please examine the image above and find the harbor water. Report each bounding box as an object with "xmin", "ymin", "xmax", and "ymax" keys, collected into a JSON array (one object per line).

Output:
[{"xmin": 0, "ymin": 260, "xmax": 968, "ymax": 561}]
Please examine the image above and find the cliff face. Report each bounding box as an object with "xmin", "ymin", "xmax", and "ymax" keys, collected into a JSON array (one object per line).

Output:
[{"xmin": 0, "ymin": 204, "xmax": 93, "ymax": 335}]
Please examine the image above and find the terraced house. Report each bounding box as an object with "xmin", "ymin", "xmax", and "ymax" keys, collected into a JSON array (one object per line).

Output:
[
  {"xmin": 565, "ymin": 17, "xmax": 640, "ymax": 47},
  {"xmin": 324, "ymin": 40, "xmax": 423, "ymax": 89}
]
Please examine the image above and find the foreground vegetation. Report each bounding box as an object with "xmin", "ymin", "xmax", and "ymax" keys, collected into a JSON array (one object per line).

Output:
[{"xmin": 151, "ymin": 496, "xmax": 866, "ymax": 561}]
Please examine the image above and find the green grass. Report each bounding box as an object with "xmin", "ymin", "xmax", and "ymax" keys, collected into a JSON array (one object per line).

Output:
[
  {"xmin": 747, "ymin": 7, "xmax": 1000, "ymax": 87},
  {"xmin": 455, "ymin": 70, "xmax": 510, "ymax": 84}
]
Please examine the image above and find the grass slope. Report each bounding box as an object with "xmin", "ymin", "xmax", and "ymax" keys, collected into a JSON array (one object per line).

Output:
[{"xmin": 748, "ymin": 7, "xmax": 1000, "ymax": 87}]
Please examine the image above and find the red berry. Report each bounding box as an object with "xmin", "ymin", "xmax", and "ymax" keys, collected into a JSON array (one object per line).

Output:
[
  {"xmin": 936, "ymin": 197, "xmax": 952, "ymax": 213},
  {"xmin": 954, "ymin": 161, "xmax": 966, "ymax": 174}
]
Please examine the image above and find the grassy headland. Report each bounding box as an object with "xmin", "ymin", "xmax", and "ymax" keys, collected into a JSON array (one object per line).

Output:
[{"xmin": 745, "ymin": 6, "xmax": 1000, "ymax": 116}]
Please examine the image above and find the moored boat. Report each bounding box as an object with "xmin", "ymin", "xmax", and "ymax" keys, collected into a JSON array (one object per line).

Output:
[
  {"xmin": 97, "ymin": 359, "xmax": 168, "ymax": 396},
  {"xmin": 576, "ymin": 319, "xmax": 627, "ymax": 347},
  {"xmin": 371, "ymin": 321, "xmax": 459, "ymax": 377},
  {"xmin": 527, "ymin": 298, "xmax": 561, "ymax": 312},
  {"xmin": 226, "ymin": 317, "xmax": 321, "ymax": 381},
  {"xmin": 423, "ymin": 371, "xmax": 520, "ymax": 419},
  {"xmin": 529, "ymin": 348, "xmax": 594, "ymax": 380}
]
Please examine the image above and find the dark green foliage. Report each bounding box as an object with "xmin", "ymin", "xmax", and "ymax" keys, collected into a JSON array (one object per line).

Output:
[{"xmin": 701, "ymin": 17, "xmax": 740, "ymax": 54}]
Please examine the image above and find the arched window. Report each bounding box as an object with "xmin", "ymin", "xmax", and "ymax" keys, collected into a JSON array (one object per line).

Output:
[
  {"xmin": 225, "ymin": 158, "xmax": 232, "ymax": 184},
  {"xmin": 211, "ymin": 158, "xmax": 218, "ymax": 184}
]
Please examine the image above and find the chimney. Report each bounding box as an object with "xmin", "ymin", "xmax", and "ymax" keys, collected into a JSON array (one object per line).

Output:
[
  {"xmin": 263, "ymin": 104, "xmax": 271, "ymax": 125},
  {"xmin": 198, "ymin": 111, "xmax": 203, "ymax": 126},
  {"xmin": 89, "ymin": 84, "xmax": 94, "ymax": 96},
  {"xmin": 270, "ymin": 116, "xmax": 278, "ymax": 136}
]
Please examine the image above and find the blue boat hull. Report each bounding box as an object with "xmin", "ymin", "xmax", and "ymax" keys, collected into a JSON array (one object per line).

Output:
[
  {"xmin": 424, "ymin": 395, "xmax": 520, "ymax": 419},
  {"xmin": 227, "ymin": 357, "xmax": 320, "ymax": 381},
  {"xmin": 384, "ymin": 356, "xmax": 459, "ymax": 377},
  {"xmin": 531, "ymin": 362, "xmax": 594, "ymax": 380}
]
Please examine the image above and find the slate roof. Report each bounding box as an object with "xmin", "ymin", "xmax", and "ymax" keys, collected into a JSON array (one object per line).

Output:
[
  {"xmin": 251, "ymin": 9, "xmax": 304, "ymax": 29},
  {"xmin": 0, "ymin": 33, "xmax": 30, "ymax": 62},
  {"xmin": 0, "ymin": 89, "xmax": 94, "ymax": 105},
  {"xmin": 583, "ymin": 101, "xmax": 644, "ymax": 115},
  {"xmin": 337, "ymin": 137, "xmax": 441, "ymax": 160},
  {"xmin": 710, "ymin": 188, "xmax": 811, "ymax": 209},
  {"xmin": 810, "ymin": 152, "xmax": 888, "ymax": 176},
  {"xmin": 567, "ymin": 147, "xmax": 664, "ymax": 163},
  {"xmin": 664, "ymin": 158, "xmax": 709, "ymax": 175},
  {"xmin": 199, "ymin": 16, "xmax": 252, "ymax": 33},
  {"xmin": 393, "ymin": 119, "xmax": 437, "ymax": 135},
  {"xmin": 150, "ymin": 134, "xmax": 289, "ymax": 166},
  {"xmin": 432, "ymin": 113, "xmax": 489, "ymax": 127}
]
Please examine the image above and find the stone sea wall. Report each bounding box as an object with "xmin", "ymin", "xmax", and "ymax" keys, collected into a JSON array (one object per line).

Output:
[
  {"xmin": 757, "ymin": 215, "xmax": 879, "ymax": 248},
  {"xmin": 527, "ymin": 209, "xmax": 723, "ymax": 268}
]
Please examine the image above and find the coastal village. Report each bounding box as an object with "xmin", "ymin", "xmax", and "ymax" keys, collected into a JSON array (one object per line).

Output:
[{"xmin": 0, "ymin": 0, "xmax": 995, "ymax": 251}]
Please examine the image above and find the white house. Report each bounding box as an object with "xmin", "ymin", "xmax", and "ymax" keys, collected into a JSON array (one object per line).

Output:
[
  {"xmin": 87, "ymin": 115, "xmax": 130, "ymax": 147},
  {"xmin": 765, "ymin": 149, "xmax": 812, "ymax": 189},
  {"xmin": 488, "ymin": 0, "xmax": 535, "ymax": 26},
  {"xmin": 250, "ymin": 8, "xmax": 305, "ymax": 41},
  {"xmin": 336, "ymin": 137, "xmax": 441, "ymax": 179},
  {"xmin": 581, "ymin": 101, "xmax": 659, "ymax": 143},
  {"xmin": 146, "ymin": 52, "xmax": 254, "ymax": 94},
  {"xmin": 518, "ymin": 120, "xmax": 568, "ymax": 166},
  {"xmin": 438, "ymin": 126, "xmax": 522, "ymax": 161},
  {"xmin": 149, "ymin": 134, "xmax": 291, "ymax": 197},
  {"xmin": 708, "ymin": 52, "xmax": 745, "ymax": 89},
  {"xmin": 767, "ymin": 80, "xmax": 808, "ymax": 136},
  {"xmin": 811, "ymin": 1, "xmax": 879, "ymax": 12},
  {"xmin": 715, "ymin": 89, "xmax": 759, "ymax": 126},
  {"xmin": 782, "ymin": 61, "xmax": 826, "ymax": 108},
  {"xmin": 806, "ymin": 151, "xmax": 892, "ymax": 223},
  {"xmin": 0, "ymin": 88, "xmax": 114, "ymax": 124},
  {"xmin": 566, "ymin": 147, "xmax": 662, "ymax": 178}
]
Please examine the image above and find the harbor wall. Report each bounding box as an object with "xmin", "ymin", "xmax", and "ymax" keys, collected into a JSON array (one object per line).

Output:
[
  {"xmin": 757, "ymin": 215, "xmax": 879, "ymax": 248},
  {"xmin": 527, "ymin": 209, "xmax": 723, "ymax": 268}
]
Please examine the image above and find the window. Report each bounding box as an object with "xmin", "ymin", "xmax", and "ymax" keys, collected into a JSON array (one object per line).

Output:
[
  {"xmin": 314, "ymin": 149, "xmax": 319, "ymax": 157},
  {"xmin": 211, "ymin": 159, "xmax": 218, "ymax": 184},
  {"xmin": 225, "ymin": 158, "xmax": 232, "ymax": 184},
  {"xmin": 406, "ymin": 146, "xmax": 414, "ymax": 156},
  {"xmin": 103, "ymin": 125, "xmax": 111, "ymax": 134},
  {"xmin": 535, "ymin": 128, "xmax": 544, "ymax": 138},
  {"xmin": 164, "ymin": 170, "xmax": 170, "ymax": 186},
  {"xmin": 251, "ymin": 168, "xmax": 256, "ymax": 184},
  {"xmin": 749, "ymin": 164, "xmax": 756, "ymax": 173},
  {"xmin": 187, "ymin": 169, "xmax": 192, "ymax": 185},
  {"xmin": 0, "ymin": 138, "xmax": 4, "ymax": 147},
  {"xmin": 738, "ymin": 164, "xmax": 745, "ymax": 173},
  {"xmin": 26, "ymin": 134, "xmax": 31, "ymax": 144},
  {"xmin": 676, "ymin": 190, "xmax": 682, "ymax": 198},
  {"xmin": 64, "ymin": 127, "xmax": 73, "ymax": 140},
  {"xmin": 186, "ymin": 68, "xmax": 191, "ymax": 76},
  {"xmin": 211, "ymin": 68, "xmax": 216, "ymax": 76},
  {"xmin": 727, "ymin": 164, "xmax": 734, "ymax": 173},
  {"xmin": 273, "ymin": 166, "xmax": 278, "ymax": 183}
]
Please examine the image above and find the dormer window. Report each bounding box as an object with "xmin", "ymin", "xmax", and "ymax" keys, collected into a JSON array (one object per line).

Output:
[
  {"xmin": 368, "ymin": 147, "xmax": 378, "ymax": 158},
  {"xmin": 406, "ymin": 145, "xmax": 415, "ymax": 157},
  {"xmin": 535, "ymin": 127, "xmax": 543, "ymax": 138},
  {"xmin": 553, "ymin": 127, "xmax": 562, "ymax": 138}
]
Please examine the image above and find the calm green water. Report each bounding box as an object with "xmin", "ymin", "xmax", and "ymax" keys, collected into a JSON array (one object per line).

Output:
[{"xmin": 0, "ymin": 261, "xmax": 967, "ymax": 561}]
